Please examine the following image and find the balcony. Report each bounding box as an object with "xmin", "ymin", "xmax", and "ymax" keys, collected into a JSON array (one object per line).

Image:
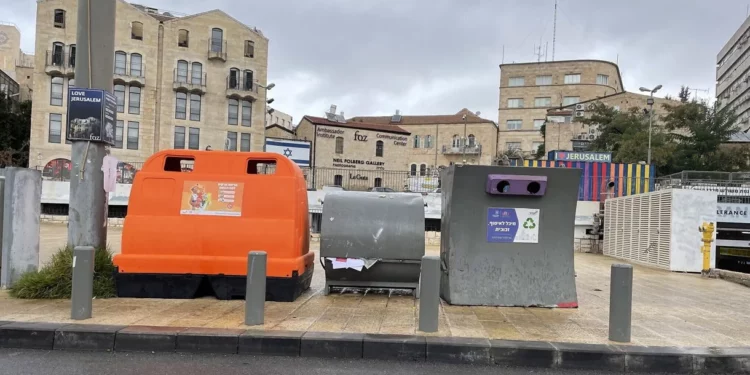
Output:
[
  {"xmin": 442, "ymin": 144, "xmax": 482, "ymax": 155},
  {"xmin": 172, "ymin": 69, "xmax": 207, "ymax": 94},
  {"xmin": 113, "ymin": 63, "xmax": 146, "ymax": 86},
  {"xmin": 226, "ymin": 75, "xmax": 259, "ymax": 101},
  {"xmin": 44, "ymin": 50, "xmax": 75, "ymax": 76},
  {"xmin": 208, "ymin": 39, "xmax": 227, "ymax": 61}
]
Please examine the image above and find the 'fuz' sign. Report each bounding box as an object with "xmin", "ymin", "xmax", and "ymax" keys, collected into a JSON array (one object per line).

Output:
[{"xmin": 353, "ymin": 131, "xmax": 368, "ymax": 142}]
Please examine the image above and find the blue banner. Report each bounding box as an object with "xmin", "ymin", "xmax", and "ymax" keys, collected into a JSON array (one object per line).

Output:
[{"xmin": 67, "ymin": 87, "xmax": 117, "ymax": 145}]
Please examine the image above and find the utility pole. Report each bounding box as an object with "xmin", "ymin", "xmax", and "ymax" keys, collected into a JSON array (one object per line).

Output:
[
  {"xmin": 68, "ymin": 0, "xmax": 116, "ymax": 248},
  {"xmin": 552, "ymin": 0, "xmax": 558, "ymax": 61}
]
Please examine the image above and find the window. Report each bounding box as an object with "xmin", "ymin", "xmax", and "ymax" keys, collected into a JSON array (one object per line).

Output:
[
  {"xmin": 48, "ymin": 114, "xmax": 62, "ymax": 143},
  {"xmin": 410, "ymin": 164, "xmax": 417, "ymax": 176},
  {"xmin": 562, "ymin": 96, "xmax": 580, "ymax": 106},
  {"xmin": 114, "ymin": 51, "xmax": 126, "ymax": 74},
  {"xmin": 507, "ymin": 98, "xmax": 524, "ymax": 108},
  {"xmin": 176, "ymin": 60, "xmax": 188, "ymax": 82},
  {"xmin": 374, "ymin": 178, "xmax": 382, "ymax": 188},
  {"xmin": 174, "ymin": 126, "xmax": 185, "ymax": 148},
  {"xmin": 375, "ymin": 140, "xmax": 384, "ymax": 157},
  {"xmin": 211, "ymin": 28, "xmax": 223, "ymax": 52},
  {"xmin": 69, "ymin": 44, "xmax": 76, "ymax": 67},
  {"xmin": 467, "ymin": 134, "xmax": 476, "ymax": 147},
  {"xmin": 178, "ymin": 29, "xmax": 189, "ymax": 47},
  {"xmin": 114, "ymin": 84, "xmax": 125, "ymax": 112},
  {"xmin": 596, "ymin": 74, "xmax": 609, "ymax": 85},
  {"xmin": 536, "ymin": 75, "xmax": 552, "ymax": 85},
  {"xmin": 228, "ymin": 68, "xmax": 239, "ymax": 89},
  {"xmin": 243, "ymin": 70, "xmax": 253, "ymax": 90},
  {"xmin": 533, "ymin": 119, "xmax": 545, "ymax": 129},
  {"xmin": 189, "ymin": 94, "xmax": 201, "ymax": 121},
  {"xmin": 115, "ymin": 120, "xmax": 124, "ymax": 148},
  {"xmin": 452, "ymin": 134, "xmax": 461, "ymax": 147},
  {"xmin": 68, "ymin": 78, "xmax": 75, "ymax": 88},
  {"xmin": 534, "ymin": 97, "xmax": 551, "ymax": 107},
  {"xmin": 51, "ymin": 42, "xmax": 64, "ymax": 66},
  {"xmin": 175, "ymin": 92, "xmax": 187, "ymax": 119},
  {"xmin": 191, "ymin": 62, "xmax": 202, "ymax": 85},
  {"xmin": 225, "ymin": 131, "xmax": 238, "ymax": 151},
  {"xmin": 130, "ymin": 53, "xmax": 142, "ymax": 77},
  {"xmin": 333, "ymin": 175, "xmax": 343, "ymax": 186},
  {"xmin": 335, "ymin": 136, "xmax": 344, "ymax": 154},
  {"xmin": 506, "ymin": 142, "xmax": 521, "ymax": 151},
  {"xmin": 425, "ymin": 135, "xmax": 432, "ymax": 148},
  {"xmin": 241, "ymin": 100, "xmax": 252, "ymax": 126},
  {"xmin": 131, "ymin": 21, "xmax": 143, "ymax": 40},
  {"xmin": 127, "ymin": 121, "xmax": 139, "ymax": 150},
  {"xmin": 506, "ymin": 120, "xmax": 522, "ymax": 130},
  {"xmin": 419, "ymin": 164, "xmax": 427, "ymax": 177},
  {"xmin": 532, "ymin": 142, "xmax": 543, "ymax": 153},
  {"xmin": 240, "ymin": 133, "xmax": 251, "ymax": 151},
  {"xmin": 228, "ymin": 99, "xmax": 239, "ymax": 125},
  {"xmin": 413, "ymin": 135, "xmax": 420, "ymax": 148},
  {"xmin": 188, "ymin": 127, "xmax": 200, "ymax": 150},
  {"xmin": 54, "ymin": 9, "xmax": 66, "ymax": 28},
  {"xmin": 564, "ymin": 74, "xmax": 581, "ymax": 84},
  {"xmin": 128, "ymin": 86, "xmax": 141, "ymax": 114},
  {"xmin": 508, "ymin": 77, "xmax": 524, "ymax": 86},
  {"xmin": 245, "ymin": 40, "xmax": 255, "ymax": 58},
  {"xmin": 50, "ymin": 77, "xmax": 63, "ymax": 106}
]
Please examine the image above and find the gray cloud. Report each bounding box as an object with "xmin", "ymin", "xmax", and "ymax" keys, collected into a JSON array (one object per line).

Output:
[{"xmin": 4, "ymin": 0, "xmax": 747, "ymax": 123}]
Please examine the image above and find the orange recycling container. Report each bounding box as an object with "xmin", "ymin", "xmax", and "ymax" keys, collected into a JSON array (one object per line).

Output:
[{"xmin": 113, "ymin": 150, "xmax": 313, "ymax": 302}]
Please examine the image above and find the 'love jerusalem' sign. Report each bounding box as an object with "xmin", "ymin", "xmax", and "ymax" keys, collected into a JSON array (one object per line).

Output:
[{"xmin": 552, "ymin": 151, "xmax": 612, "ymax": 163}]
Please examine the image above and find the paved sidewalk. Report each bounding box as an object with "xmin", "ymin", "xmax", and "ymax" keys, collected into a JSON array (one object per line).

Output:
[{"xmin": 2, "ymin": 223, "xmax": 750, "ymax": 347}]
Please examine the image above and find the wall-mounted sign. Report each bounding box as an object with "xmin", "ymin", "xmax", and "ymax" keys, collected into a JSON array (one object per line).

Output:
[
  {"xmin": 550, "ymin": 151, "xmax": 612, "ymax": 163},
  {"xmin": 717, "ymin": 203, "xmax": 750, "ymax": 223},
  {"xmin": 349, "ymin": 173, "xmax": 368, "ymax": 181},
  {"xmin": 377, "ymin": 133, "xmax": 408, "ymax": 146},
  {"xmin": 264, "ymin": 138, "xmax": 312, "ymax": 167},
  {"xmin": 66, "ymin": 87, "xmax": 116, "ymax": 145},
  {"xmin": 684, "ymin": 185, "xmax": 750, "ymax": 197},
  {"xmin": 486, "ymin": 207, "xmax": 540, "ymax": 243},
  {"xmin": 316, "ymin": 126, "xmax": 344, "ymax": 139},
  {"xmin": 353, "ymin": 131, "xmax": 368, "ymax": 142},
  {"xmin": 331, "ymin": 158, "xmax": 385, "ymax": 169}
]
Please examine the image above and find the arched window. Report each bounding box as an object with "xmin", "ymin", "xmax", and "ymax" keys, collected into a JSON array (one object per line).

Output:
[
  {"xmin": 333, "ymin": 174, "xmax": 343, "ymax": 186},
  {"xmin": 130, "ymin": 53, "xmax": 142, "ymax": 77},
  {"xmin": 467, "ymin": 134, "xmax": 476, "ymax": 147},
  {"xmin": 410, "ymin": 164, "xmax": 417, "ymax": 176},
  {"xmin": 50, "ymin": 76, "xmax": 64, "ymax": 106},
  {"xmin": 131, "ymin": 21, "xmax": 143, "ymax": 40},
  {"xmin": 425, "ymin": 135, "xmax": 432, "ymax": 148},
  {"xmin": 68, "ymin": 44, "xmax": 76, "ymax": 67},
  {"xmin": 175, "ymin": 92, "xmax": 187, "ymax": 119},
  {"xmin": 375, "ymin": 140, "xmax": 384, "ymax": 157},
  {"xmin": 176, "ymin": 60, "xmax": 188, "ymax": 82},
  {"xmin": 452, "ymin": 134, "xmax": 461, "ymax": 148},
  {"xmin": 114, "ymin": 51, "xmax": 127, "ymax": 74},
  {"xmin": 43, "ymin": 158, "xmax": 72, "ymax": 181},
  {"xmin": 335, "ymin": 137, "xmax": 344, "ymax": 154},
  {"xmin": 413, "ymin": 135, "xmax": 420, "ymax": 148},
  {"xmin": 210, "ymin": 28, "xmax": 223, "ymax": 52},
  {"xmin": 243, "ymin": 70, "xmax": 253, "ymax": 90},
  {"xmin": 419, "ymin": 164, "xmax": 427, "ymax": 177},
  {"xmin": 228, "ymin": 68, "xmax": 240, "ymax": 89},
  {"xmin": 51, "ymin": 42, "xmax": 64, "ymax": 66},
  {"xmin": 228, "ymin": 99, "xmax": 239, "ymax": 125},
  {"xmin": 53, "ymin": 9, "xmax": 66, "ymax": 28},
  {"xmin": 178, "ymin": 29, "xmax": 189, "ymax": 47},
  {"xmin": 191, "ymin": 62, "xmax": 202, "ymax": 84},
  {"xmin": 374, "ymin": 178, "xmax": 382, "ymax": 188}
]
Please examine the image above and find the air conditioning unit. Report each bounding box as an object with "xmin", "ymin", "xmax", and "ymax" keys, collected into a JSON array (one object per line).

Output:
[
  {"xmin": 575, "ymin": 104, "xmax": 585, "ymax": 111},
  {"xmin": 588, "ymin": 134, "xmax": 596, "ymax": 140},
  {"xmin": 588, "ymin": 103, "xmax": 597, "ymax": 110},
  {"xmin": 576, "ymin": 134, "xmax": 587, "ymax": 140},
  {"xmin": 575, "ymin": 110, "xmax": 585, "ymax": 117}
]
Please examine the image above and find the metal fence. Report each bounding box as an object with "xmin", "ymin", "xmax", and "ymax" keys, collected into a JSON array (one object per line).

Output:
[{"xmin": 654, "ymin": 171, "xmax": 750, "ymax": 204}]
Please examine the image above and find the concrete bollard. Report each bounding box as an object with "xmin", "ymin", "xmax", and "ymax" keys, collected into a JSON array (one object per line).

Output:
[
  {"xmin": 245, "ymin": 251, "xmax": 267, "ymax": 326},
  {"xmin": 418, "ymin": 255, "xmax": 440, "ymax": 333},
  {"xmin": 608, "ymin": 263, "xmax": 633, "ymax": 342},
  {"xmin": 71, "ymin": 246, "xmax": 95, "ymax": 320}
]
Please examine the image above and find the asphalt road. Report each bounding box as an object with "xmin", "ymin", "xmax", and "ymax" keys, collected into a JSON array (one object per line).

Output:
[{"xmin": 0, "ymin": 349, "xmax": 683, "ymax": 375}]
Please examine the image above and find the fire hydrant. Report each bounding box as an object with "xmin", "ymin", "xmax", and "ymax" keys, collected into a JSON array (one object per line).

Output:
[{"xmin": 698, "ymin": 222, "xmax": 715, "ymax": 276}]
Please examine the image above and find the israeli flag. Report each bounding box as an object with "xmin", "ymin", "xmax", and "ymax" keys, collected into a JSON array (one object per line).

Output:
[{"xmin": 264, "ymin": 138, "xmax": 311, "ymax": 167}]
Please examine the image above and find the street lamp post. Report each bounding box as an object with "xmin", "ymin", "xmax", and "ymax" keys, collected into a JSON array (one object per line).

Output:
[
  {"xmin": 639, "ymin": 85, "xmax": 662, "ymax": 165},
  {"xmin": 462, "ymin": 114, "xmax": 467, "ymax": 162},
  {"xmin": 255, "ymin": 82, "xmax": 275, "ymax": 144}
]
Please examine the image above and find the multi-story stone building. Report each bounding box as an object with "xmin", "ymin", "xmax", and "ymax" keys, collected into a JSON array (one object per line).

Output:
[
  {"xmin": 717, "ymin": 15, "xmax": 750, "ymax": 127},
  {"xmin": 0, "ymin": 21, "xmax": 35, "ymax": 101},
  {"xmin": 266, "ymin": 107, "xmax": 293, "ymax": 130},
  {"xmin": 498, "ymin": 60, "xmax": 624, "ymax": 156},
  {"xmin": 30, "ymin": 0, "xmax": 269, "ymax": 176}
]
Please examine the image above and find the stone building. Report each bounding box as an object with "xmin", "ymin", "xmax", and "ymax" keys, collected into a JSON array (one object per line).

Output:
[
  {"xmin": 0, "ymin": 21, "xmax": 35, "ymax": 101},
  {"xmin": 266, "ymin": 107, "xmax": 293, "ymax": 130},
  {"xmin": 498, "ymin": 60, "xmax": 624, "ymax": 156},
  {"xmin": 264, "ymin": 124, "xmax": 295, "ymax": 140},
  {"xmin": 30, "ymin": 0, "xmax": 269, "ymax": 176},
  {"xmin": 717, "ymin": 15, "xmax": 750, "ymax": 127},
  {"xmin": 544, "ymin": 91, "xmax": 681, "ymax": 154}
]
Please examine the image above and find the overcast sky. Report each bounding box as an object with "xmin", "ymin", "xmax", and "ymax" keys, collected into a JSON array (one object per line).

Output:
[{"xmin": 5, "ymin": 0, "xmax": 749, "ymax": 123}]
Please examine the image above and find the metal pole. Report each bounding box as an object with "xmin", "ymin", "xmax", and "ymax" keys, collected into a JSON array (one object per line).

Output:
[
  {"xmin": 647, "ymin": 93, "xmax": 654, "ymax": 165},
  {"xmin": 245, "ymin": 251, "xmax": 267, "ymax": 326},
  {"xmin": 462, "ymin": 117, "xmax": 467, "ymax": 162},
  {"xmin": 418, "ymin": 255, "xmax": 440, "ymax": 333},
  {"xmin": 71, "ymin": 246, "xmax": 95, "ymax": 320},
  {"xmin": 0, "ymin": 176, "xmax": 4, "ymax": 279},
  {"xmin": 68, "ymin": 0, "xmax": 116, "ymax": 249},
  {"xmin": 608, "ymin": 264, "xmax": 633, "ymax": 342}
]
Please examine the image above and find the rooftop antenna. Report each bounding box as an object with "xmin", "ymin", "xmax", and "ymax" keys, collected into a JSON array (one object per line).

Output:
[
  {"xmin": 502, "ymin": 45, "xmax": 505, "ymax": 64},
  {"xmin": 545, "ymin": 42, "xmax": 548, "ymax": 62},
  {"xmin": 534, "ymin": 44, "xmax": 544, "ymax": 62},
  {"xmin": 552, "ymin": 0, "xmax": 558, "ymax": 61}
]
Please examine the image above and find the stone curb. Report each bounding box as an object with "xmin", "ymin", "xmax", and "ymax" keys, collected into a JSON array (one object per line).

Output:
[{"xmin": 0, "ymin": 322, "xmax": 749, "ymax": 373}]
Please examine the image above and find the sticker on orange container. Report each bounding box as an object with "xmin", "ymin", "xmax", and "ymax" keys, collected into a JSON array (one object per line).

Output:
[{"xmin": 180, "ymin": 181, "xmax": 244, "ymax": 216}]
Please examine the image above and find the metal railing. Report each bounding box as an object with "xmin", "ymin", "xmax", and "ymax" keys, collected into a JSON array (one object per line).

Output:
[
  {"xmin": 226, "ymin": 75, "xmax": 257, "ymax": 92},
  {"xmin": 45, "ymin": 50, "xmax": 75, "ymax": 69},
  {"xmin": 173, "ymin": 69, "xmax": 207, "ymax": 88},
  {"xmin": 441, "ymin": 144, "xmax": 482, "ymax": 155},
  {"xmin": 207, "ymin": 39, "xmax": 227, "ymax": 60},
  {"xmin": 114, "ymin": 63, "xmax": 145, "ymax": 78}
]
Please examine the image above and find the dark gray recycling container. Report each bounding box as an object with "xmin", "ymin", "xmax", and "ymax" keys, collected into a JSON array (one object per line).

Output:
[
  {"xmin": 320, "ymin": 191, "xmax": 425, "ymax": 295},
  {"xmin": 440, "ymin": 165, "xmax": 581, "ymax": 307}
]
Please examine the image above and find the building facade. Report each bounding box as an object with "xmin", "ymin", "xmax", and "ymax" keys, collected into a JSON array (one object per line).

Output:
[
  {"xmin": 30, "ymin": 0, "xmax": 269, "ymax": 176},
  {"xmin": 498, "ymin": 60, "xmax": 624, "ymax": 156},
  {"xmin": 264, "ymin": 124, "xmax": 295, "ymax": 140},
  {"xmin": 0, "ymin": 21, "xmax": 35, "ymax": 101},
  {"xmin": 266, "ymin": 107, "xmax": 293, "ymax": 130},
  {"xmin": 717, "ymin": 16, "xmax": 750, "ymax": 127}
]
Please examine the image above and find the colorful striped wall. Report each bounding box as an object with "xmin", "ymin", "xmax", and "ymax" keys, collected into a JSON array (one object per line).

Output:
[{"xmin": 510, "ymin": 160, "xmax": 656, "ymax": 201}]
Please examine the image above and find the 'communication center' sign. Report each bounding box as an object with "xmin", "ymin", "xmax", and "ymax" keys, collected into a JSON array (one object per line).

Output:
[{"xmin": 66, "ymin": 88, "xmax": 117, "ymax": 145}]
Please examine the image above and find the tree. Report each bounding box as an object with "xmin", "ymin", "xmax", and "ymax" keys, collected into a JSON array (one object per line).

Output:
[
  {"xmin": 534, "ymin": 123, "xmax": 546, "ymax": 159},
  {"xmin": 678, "ymin": 85, "xmax": 691, "ymax": 103},
  {"xmin": 0, "ymin": 93, "xmax": 31, "ymax": 168}
]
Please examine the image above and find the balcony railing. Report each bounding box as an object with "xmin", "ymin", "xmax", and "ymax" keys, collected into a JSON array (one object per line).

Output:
[
  {"xmin": 226, "ymin": 75, "xmax": 258, "ymax": 92},
  {"xmin": 173, "ymin": 69, "xmax": 207, "ymax": 93},
  {"xmin": 208, "ymin": 39, "xmax": 227, "ymax": 61},
  {"xmin": 44, "ymin": 50, "xmax": 75, "ymax": 75},
  {"xmin": 113, "ymin": 63, "xmax": 145, "ymax": 78},
  {"xmin": 441, "ymin": 144, "xmax": 482, "ymax": 155}
]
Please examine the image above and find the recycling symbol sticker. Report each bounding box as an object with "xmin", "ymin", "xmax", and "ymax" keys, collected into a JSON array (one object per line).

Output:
[{"xmin": 523, "ymin": 218, "xmax": 536, "ymax": 229}]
